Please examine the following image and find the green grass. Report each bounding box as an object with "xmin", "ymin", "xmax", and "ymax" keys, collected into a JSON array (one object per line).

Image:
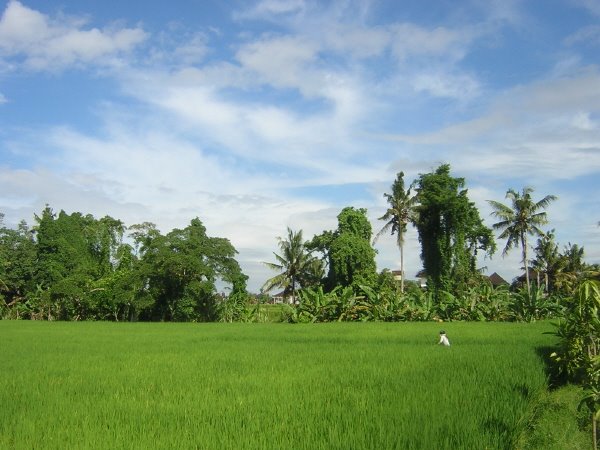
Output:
[
  {"xmin": 517, "ymin": 384, "xmax": 591, "ymax": 449},
  {"xmin": 0, "ymin": 321, "xmax": 557, "ymax": 449}
]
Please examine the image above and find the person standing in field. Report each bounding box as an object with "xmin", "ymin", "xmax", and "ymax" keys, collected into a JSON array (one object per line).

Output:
[{"xmin": 438, "ymin": 331, "xmax": 450, "ymax": 346}]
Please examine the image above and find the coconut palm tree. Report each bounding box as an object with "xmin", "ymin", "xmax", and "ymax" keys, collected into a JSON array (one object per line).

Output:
[
  {"xmin": 373, "ymin": 171, "xmax": 418, "ymax": 293},
  {"xmin": 262, "ymin": 228, "xmax": 321, "ymax": 303},
  {"xmin": 488, "ymin": 187, "xmax": 557, "ymax": 295}
]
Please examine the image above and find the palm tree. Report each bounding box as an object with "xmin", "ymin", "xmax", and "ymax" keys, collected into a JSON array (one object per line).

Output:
[
  {"xmin": 261, "ymin": 228, "xmax": 320, "ymax": 303},
  {"xmin": 373, "ymin": 172, "xmax": 418, "ymax": 293},
  {"xmin": 488, "ymin": 187, "xmax": 557, "ymax": 295}
]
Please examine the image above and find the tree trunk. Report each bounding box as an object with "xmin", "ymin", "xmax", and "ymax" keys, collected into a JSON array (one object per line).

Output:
[
  {"xmin": 399, "ymin": 236, "xmax": 405, "ymax": 294},
  {"xmin": 593, "ymin": 415, "xmax": 597, "ymax": 450},
  {"xmin": 523, "ymin": 235, "xmax": 530, "ymax": 296}
]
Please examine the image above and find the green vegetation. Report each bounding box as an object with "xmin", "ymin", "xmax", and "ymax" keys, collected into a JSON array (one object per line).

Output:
[
  {"xmin": 1, "ymin": 321, "xmax": 556, "ymax": 449},
  {"xmin": 518, "ymin": 384, "xmax": 590, "ymax": 449},
  {"xmin": 2, "ymin": 165, "xmax": 597, "ymax": 323},
  {"xmin": 414, "ymin": 164, "xmax": 496, "ymax": 298},
  {"xmin": 551, "ymin": 281, "xmax": 600, "ymax": 449},
  {"xmin": 308, "ymin": 206, "xmax": 378, "ymax": 292},
  {"xmin": 373, "ymin": 170, "xmax": 418, "ymax": 293},
  {"xmin": 488, "ymin": 187, "xmax": 557, "ymax": 295}
]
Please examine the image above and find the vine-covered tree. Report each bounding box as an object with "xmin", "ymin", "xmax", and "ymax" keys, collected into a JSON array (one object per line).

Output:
[
  {"xmin": 414, "ymin": 164, "xmax": 496, "ymax": 298},
  {"xmin": 488, "ymin": 187, "xmax": 557, "ymax": 295},
  {"xmin": 374, "ymin": 171, "xmax": 418, "ymax": 293},
  {"xmin": 309, "ymin": 207, "xmax": 377, "ymax": 292}
]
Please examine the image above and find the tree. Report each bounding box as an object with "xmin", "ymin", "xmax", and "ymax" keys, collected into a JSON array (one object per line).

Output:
[
  {"xmin": 373, "ymin": 171, "xmax": 418, "ymax": 293},
  {"xmin": 531, "ymin": 229, "xmax": 561, "ymax": 293},
  {"xmin": 137, "ymin": 218, "xmax": 247, "ymax": 321},
  {"xmin": 0, "ymin": 216, "xmax": 36, "ymax": 317},
  {"xmin": 413, "ymin": 165, "xmax": 495, "ymax": 298},
  {"xmin": 309, "ymin": 207, "xmax": 378, "ymax": 292},
  {"xmin": 488, "ymin": 187, "xmax": 557, "ymax": 295},
  {"xmin": 262, "ymin": 228, "xmax": 321, "ymax": 303},
  {"xmin": 554, "ymin": 242, "xmax": 587, "ymax": 295}
]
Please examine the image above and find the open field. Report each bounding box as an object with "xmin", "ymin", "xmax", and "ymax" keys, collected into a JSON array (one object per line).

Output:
[{"xmin": 0, "ymin": 321, "xmax": 556, "ymax": 449}]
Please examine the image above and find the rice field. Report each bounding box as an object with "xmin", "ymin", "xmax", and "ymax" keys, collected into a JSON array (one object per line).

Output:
[{"xmin": 0, "ymin": 321, "xmax": 555, "ymax": 449}]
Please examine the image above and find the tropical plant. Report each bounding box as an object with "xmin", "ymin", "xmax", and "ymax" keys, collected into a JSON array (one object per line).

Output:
[
  {"xmin": 262, "ymin": 228, "xmax": 321, "ymax": 303},
  {"xmin": 551, "ymin": 280, "xmax": 600, "ymax": 449},
  {"xmin": 531, "ymin": 229, "xmax": 561, "ymax": 293},
  {"xmin": 373, "ymin": 171, "xmax": 418, "ymax": 293},
  {"xmin": 488, "ymin": 187, "xmax": 557, "ymax": 296},
  {"xmin": 510, "ymin": 285, "xmax": 563, "ymax": 322}
]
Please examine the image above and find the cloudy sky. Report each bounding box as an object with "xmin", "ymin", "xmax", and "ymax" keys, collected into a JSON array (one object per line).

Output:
[{"xmin": 1, "ymin": 0, "xmax": 599, "ymax": 292}]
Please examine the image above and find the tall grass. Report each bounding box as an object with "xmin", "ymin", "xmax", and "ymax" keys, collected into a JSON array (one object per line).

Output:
[{"xmin": 0, "ymin": 321, "xmax": 554, "ymax": 449}]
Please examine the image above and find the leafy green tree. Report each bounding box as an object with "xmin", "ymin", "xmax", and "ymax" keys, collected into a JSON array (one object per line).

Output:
[
  {"xmin": 31, "ymin": 207, "xmax": 129, "ymax": 320},
  {"xmin": 33, "ymin": 208, "xmax": 102, "ymax": 319},
  {"xmin": 135, "ymin": 218, "xmax": 246, "ymax": 321},
  {"xmin": 374, "ymin": 171, "xmax": 418, "ymax": 293},
  {"xmin": 0, "ymin": 215, "xmax": 36, "ymax": 317},
  {"xmin": 414, "ymin": 164, "xmax": 495, "ymax": 299},
  {"xmin": 488, "ymin": 187, "xmax": 557, "ymax": 295},
  {"xmin": 309, "ymin": 207, "xmax": 377, "ymax": 292},
  {"xmin": 262, "ymin": 228, "xmax": 322, "ymax": 303}
]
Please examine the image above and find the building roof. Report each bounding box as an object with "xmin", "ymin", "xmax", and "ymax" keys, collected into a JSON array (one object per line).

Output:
[{"xmin": 488, "ymin": 272, "xmax": 508, "ymax": 286}]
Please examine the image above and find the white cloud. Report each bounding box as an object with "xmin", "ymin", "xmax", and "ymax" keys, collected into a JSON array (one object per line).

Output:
[
  {"xmin": 0, "ymin": 92, "xmax": 6, "ymax": 103},
  {"xmin": 412, "ymin": 71, "xmax": 481, "ymax": 100},
  {"xmin": 571, "ymin": 0, "xmax": 600, "ymax": 16},
  {"xmin": 235, "ymin": 35, "xmax": 321, "ymax": 95},
  {"xmin": 236, "ymin": 0, "xmax": 307, "ymax": 20},
  {"xmin": 384, "ymin": 69, "xmax": 600, "ymax": 181},
  {"xmin": 0, "ymin": 1, "xmax": 146, "ymax": 71},
  {"xmin": 390, "ymin": 24, "xmax": 473, "ymax": 62},
  {"xmin": 564, "ymin": 24, "xmax": 600, "ymax": 46}
]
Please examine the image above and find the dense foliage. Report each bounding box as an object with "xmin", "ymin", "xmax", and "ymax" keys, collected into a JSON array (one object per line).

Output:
[
  {"xmin": 551, "ymin": 280, "xmax": 600, "ymax": 449},
  {"xmin": 413, "ymin": 164, "xmax": 496, "ymax": 298},
  {"xmin": 307, "ymin": 207, "xmax": 378, "ymax": 292},
  {"xmin": 0, "ymin": 208, "xmax": 248, "ymax": 321},
  {"xmin": 2, "ymin": 166, "xmax": 597, "ymax": 323}
]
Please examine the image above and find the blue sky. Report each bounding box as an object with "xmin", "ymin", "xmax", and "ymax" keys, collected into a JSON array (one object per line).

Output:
[{"xmin": 1, "ymin": 0, "xmax": 599, "ymax": 292}]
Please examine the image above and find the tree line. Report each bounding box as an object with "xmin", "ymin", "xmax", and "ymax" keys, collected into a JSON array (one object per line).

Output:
[
  {"xmin": 0, "ymin": 207, "xmax": 248, "ymax": 321},
  {"xmin": 263, "ymin": 163, "xmax": 598, "ymax": 311},
  {"xmin": 1, "ymin": 163, "xmax": 598, "ymax": 322}
]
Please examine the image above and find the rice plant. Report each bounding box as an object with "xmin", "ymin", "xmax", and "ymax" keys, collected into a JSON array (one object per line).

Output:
[{"xmin": 0, "ymin": 321, "xmax": 554, "ymax": 449}]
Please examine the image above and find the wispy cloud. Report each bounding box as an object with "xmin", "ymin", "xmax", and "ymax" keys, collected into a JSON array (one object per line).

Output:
[
  {"xmin": 0, "ymin": 1, "xmax": 146, "ymax": 71},
  {"xmin": 1, "ymin": 0, "xmax": 599, "ymax": 290}
]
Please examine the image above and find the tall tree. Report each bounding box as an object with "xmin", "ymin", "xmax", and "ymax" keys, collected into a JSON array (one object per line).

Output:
[
  {"xmin": 373, "ymin": 171, "xmax": 417, "ymax": 293},
  {"xmin": 531, "ymin": 229, "xmax": 561, "ymax": 293},
  {"xmin": 488, "ymin": 187, "xmax": 557, "ymax": 295},
  {"xmin": 309, "ymin": 207, "xmax": 378, "ymax": 292},
  {"xmin": 414, "ymin": 164, "xmax": 495, "ymax": 298},
  {"xmin": 138, "ymin": 218, "xmax": 246, "ymax": 321},
  {"xmin": 0, "ymin": 215, "xmax": 36, "ymax": 316},
  {"xmin": 262, "ymin": 228, "xmax": 321, "ymax": 303}
]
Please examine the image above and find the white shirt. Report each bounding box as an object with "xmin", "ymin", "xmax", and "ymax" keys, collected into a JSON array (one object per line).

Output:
[{"xmin": 439, "ymin": 334, "xmax": 450, "ymax": 346}]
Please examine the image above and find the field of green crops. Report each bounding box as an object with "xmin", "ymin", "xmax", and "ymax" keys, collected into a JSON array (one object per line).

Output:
[{"xmin": 0, "ymin": 321, "xmax": 556, "ymax": 449}]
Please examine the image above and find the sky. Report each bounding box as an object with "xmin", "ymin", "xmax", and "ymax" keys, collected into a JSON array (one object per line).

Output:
[{"xmin": 0, "ymin": 0, "xmax": 599, "ymax": 293}]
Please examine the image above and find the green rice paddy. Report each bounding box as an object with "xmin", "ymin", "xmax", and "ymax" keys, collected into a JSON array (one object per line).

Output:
[{"xmin": 0, "ymin": 321, "xmax": 556, "ymax": 449}]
